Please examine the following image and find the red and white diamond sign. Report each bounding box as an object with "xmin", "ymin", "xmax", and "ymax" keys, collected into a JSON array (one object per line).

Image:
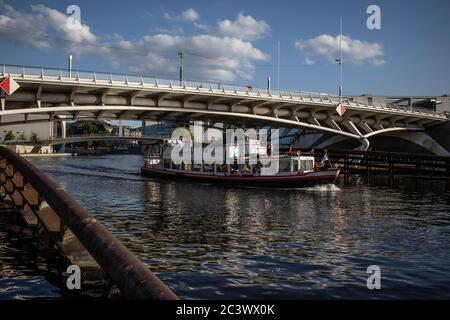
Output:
[
  {"xmin": 0, "ymin": 76, "xmax": 20, "ymax": 95},
  {"xmin": 336, "ymin": 104, "xmax": 346, "ymax": 116}
]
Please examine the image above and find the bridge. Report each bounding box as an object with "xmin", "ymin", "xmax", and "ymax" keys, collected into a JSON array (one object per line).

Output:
[
  {"xmin": 4, "ymin": 133, "xmax": 169, "ymax": 146},
  {"xmin": 1, "ymin": 64, "xmax": 449, "ymax": 152}
]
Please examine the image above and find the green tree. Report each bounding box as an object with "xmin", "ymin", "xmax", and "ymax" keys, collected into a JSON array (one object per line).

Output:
[
  {"xmin": 3, "ymin": 130, "xmax": 15, "ymax": 142},
  {"xmin": 30, "ymin": 132, "xmax": 40, "ymax": 144},
  {"xmin": 80, "ymin": 122, "xmax": 108, "ymax": 148}
]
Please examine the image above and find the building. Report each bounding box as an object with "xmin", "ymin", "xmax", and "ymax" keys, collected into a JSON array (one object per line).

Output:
[
  {"xmin": 141, "ymin": 121, "xmax": 177, "ymax": 136},
  {"xmin": 348, "ymin": 94, "xmax": 450, "ymax": 113},
  {"xmin": 0, "ymin": 115, "xmax": 52, "ymax": 142}
]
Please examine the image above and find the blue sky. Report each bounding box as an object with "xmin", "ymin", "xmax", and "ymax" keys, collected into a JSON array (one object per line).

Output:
[{"xmin": 0, "ymin": 0, "xmax": 449, "ymax": 96}]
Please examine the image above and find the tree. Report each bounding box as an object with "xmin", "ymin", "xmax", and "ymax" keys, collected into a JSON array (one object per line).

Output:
[
  {"xmin": 3, "ymin": 130, "xmax": 15, "ymax": 142},
  {"xmin": 80, "ymin": 122, "xmax": 108, "ymax": 148},
  {"xmin": 30, "ymin": 132, "xmax": 40, "ymax": 144}
]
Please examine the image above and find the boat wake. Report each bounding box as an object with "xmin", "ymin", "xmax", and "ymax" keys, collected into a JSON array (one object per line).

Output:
[
  {"xmin": 234, "ymin": 183, "xmax": 341, "ymax": 191},
  {"xmin": 301, "ymin": 184, "xmax": 341, "ymax": 192}
]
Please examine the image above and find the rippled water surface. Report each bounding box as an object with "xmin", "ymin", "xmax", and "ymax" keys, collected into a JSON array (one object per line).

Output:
[{"xmin": 1, "ymin": 154, "xmax": 450, "ymax": 299}]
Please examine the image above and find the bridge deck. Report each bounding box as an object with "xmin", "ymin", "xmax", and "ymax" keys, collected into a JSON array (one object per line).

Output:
[{"xmin": 1, "ymin": 64, "xmax": 449, "ymax": 145}]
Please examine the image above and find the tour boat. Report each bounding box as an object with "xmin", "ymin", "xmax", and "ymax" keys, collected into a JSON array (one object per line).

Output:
[{"xmin": 141, "ymin": 142, "xmax": 340, "ymax": 188}]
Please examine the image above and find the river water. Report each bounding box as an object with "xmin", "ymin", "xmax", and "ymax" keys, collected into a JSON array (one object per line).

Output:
[{"xmin": 1, "ymin": 154, "xmax": 450, "ymax": 299}]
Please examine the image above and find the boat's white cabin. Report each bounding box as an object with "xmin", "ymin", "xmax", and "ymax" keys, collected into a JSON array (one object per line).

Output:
[
  {"xmin": 289, "ymin": 156, "xmax": 315, "ymax": 173},
  {"xmin": 144, "ymin": 142, "xmax": 316, "ymax": 176}
]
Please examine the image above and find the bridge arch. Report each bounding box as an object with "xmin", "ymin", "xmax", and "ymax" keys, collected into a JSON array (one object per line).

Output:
[{"xmin": 0, "ymin": 105, "xmax": 363, "ymax": 140}]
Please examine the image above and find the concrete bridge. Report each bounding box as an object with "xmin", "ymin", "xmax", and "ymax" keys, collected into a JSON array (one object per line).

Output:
[
  {"xmin": 4, "ymin": 133, "xmax": 169, "ymax": 146},
  {"xmin": 1, "ymin": 64, "xmax": 449, "ymax": 154}
]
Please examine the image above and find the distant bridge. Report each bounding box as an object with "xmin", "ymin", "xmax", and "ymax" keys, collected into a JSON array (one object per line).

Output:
[
  {"xmin": 1, "ymin": 64, "xmax": 449, "ymax": 152},
  {"xmin": 4, "ymin": 133, "xmax": 168, "ymax": 146}
]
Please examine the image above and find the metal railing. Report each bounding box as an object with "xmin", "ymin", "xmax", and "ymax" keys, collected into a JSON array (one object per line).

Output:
[
  {"xmin": 0, "ymin": 146, "xmax": 179, "ymax": 300},
  {"xmin": 3, "ymin": 133, "xmax": 170, "ymax": 145},
  {"xmin": 294, "ymin": 147, "xmax": 450, "ymax": 179},
  {"xmin": 47, "ymin": 133, "xmax": 170, "ymax": 140},
  {"xmin": 2, "ymin": 64, "xmax": 448, "ymax": 120}
]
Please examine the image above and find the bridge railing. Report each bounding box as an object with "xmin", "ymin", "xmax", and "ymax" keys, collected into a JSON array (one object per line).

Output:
[
  {"xmin": 2, "ymin": 64, "xmax": 448, "ymax": 120},
  {"xmin": 49, "ymin": 133, "xmax": 169, "ymax": 139},
  {"xmin": 0, "ymin": 146, "xmax": 179, "ymax": 300},
  {"xmin": 2, "ymin": 133, "xmax": 170, "ymax": 145}
]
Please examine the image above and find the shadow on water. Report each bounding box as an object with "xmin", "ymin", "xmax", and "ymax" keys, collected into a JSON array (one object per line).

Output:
[
  {"xmin": 1, "ymin": 155, "xmax": 449, "ymax": 299},
  {"xmin": 0, "ymin": 211, "xmax": 107, "ymax": 299}
]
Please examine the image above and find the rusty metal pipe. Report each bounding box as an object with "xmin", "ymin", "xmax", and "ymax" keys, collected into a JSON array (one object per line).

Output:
[{"xmin": 0, "ymin": 146, "xmax": 179, "ymax": 300}]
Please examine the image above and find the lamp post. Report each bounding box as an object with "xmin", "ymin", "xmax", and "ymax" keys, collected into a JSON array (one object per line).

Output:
[
  {"xmin": 178, "ymin": 51, "xmax": 183, "ymax": 86},
  {"xmin": 335, "ymin": 17, "xmax": 343, "ymax": 103},
  {"xmin": 68, "ymin": 54, "xmax": 73, "ymax": 78}
]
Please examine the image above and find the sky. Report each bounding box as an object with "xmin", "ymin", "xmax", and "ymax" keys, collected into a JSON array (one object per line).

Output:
[{"xmin": 0, "ymin": 0, "xmax": 449, "ymax": 96}]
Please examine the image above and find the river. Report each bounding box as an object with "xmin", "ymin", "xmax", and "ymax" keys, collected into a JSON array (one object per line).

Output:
[{"xmin": 1, "ymin": 154, "xmax": 449, "ymax": 299}]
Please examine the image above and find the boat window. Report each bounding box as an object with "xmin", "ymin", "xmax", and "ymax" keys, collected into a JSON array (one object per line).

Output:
[{"xmin": 299, "ymin": 159, "xmax": 314, "ymax": 171}]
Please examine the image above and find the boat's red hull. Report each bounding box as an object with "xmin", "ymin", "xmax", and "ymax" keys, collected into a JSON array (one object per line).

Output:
[{"xmin": 141, "ymin": 167, "xmax": 340, "ymax": 187}]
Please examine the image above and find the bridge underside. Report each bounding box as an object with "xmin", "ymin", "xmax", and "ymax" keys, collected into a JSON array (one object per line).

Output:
[
  {"xmin": 293, "ymin": 128, "xmax": 450, "ymax": 156},
  {"xmin": 1, "ymin": 77, "xmax": 448, "ymax": 152}
]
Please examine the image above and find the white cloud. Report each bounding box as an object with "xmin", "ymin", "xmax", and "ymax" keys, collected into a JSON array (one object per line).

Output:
[
  {"xmin": 0, "ymin": 1, "xmax": 96, "ymax": 48},
  {"xmin": 194, "ymin": 22, "xmax": 210, "ymax": 32},
  {"xmin": 217, "ymin": 13, "xmax": 270, "ymax": 41},
  {"xmin": 371, "ymin": 58, "xmax": 386, "ymax": 66},
  {"xmin": 164, "ymin": 8, "xmax": 200, "ymax": 22},
  {"xmin": 31, "ymin": 4, "xmax": 96, "ymax": 43},
  {"xmin": 139, "ymin": 34, "xmax": 269, "ymax": 80},
  {"xmin": 304, "ymin": 57, "xmax": 315, "ymax": 65},
  {"xmin": 0, "ymin": 2, "xmax": 50, "ymax": 48},
  {"xmin": 295, "ymin": 34, "xmax": 385, "ymax": 66},
  {"xmin": 152, "ymin": 27, "xmax": 184, "ymax": 36},
  {"xmin": 0, "ymin": 3, "xmax": 269, "ymax": 82}
]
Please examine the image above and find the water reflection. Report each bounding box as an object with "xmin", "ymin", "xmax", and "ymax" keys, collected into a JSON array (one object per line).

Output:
[{"xmin": 0, "ymin": 155, "xmax": 449, "ymax": 299}]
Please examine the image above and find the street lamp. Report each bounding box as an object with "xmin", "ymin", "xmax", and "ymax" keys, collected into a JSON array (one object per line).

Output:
[
  {"xmin": 178, "ymin": 51, "xmax": 183, "ymax": 86},
  {"xmin": 335, "ymin": 17, "xmax": 343, "ymax": 103}
]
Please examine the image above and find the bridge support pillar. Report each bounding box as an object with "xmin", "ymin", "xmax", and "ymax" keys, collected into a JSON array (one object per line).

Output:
[
  {"xmin": 358, "ymin": 137, "xmax": 370, "ymax": 151},
  {"xmin": 49, "ymin": 121, "xmax": 54, "ymax": 139},
  {"xmin": 119, "ymin": 120, "xmax": 123, "ymax": 137},
  {"xmin": 61, "ymin": 120, "xmax": 66, "ymax": 139}
]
